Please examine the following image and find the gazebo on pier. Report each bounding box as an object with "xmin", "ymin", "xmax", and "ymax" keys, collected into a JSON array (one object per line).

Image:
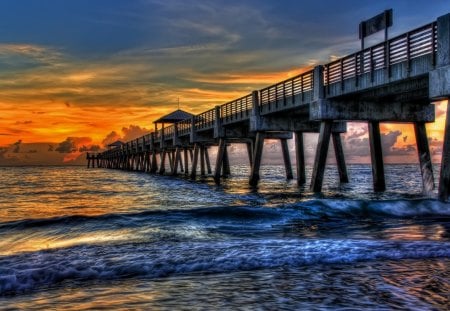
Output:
[{"xmin": 153, "ymin": 109, "xmax": 194, "ymax": 132}]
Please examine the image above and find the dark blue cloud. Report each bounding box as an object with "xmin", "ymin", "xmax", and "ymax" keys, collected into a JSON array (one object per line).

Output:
[{"xmin": 0, "ymin": 0, "xmax": 447, "ymax": 59}]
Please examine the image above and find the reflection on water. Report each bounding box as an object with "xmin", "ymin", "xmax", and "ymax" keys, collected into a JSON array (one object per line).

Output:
[
  {"xmin": 7, "ymin": 259, "xmax": 450, "ymax": 310},
  {"xmin": 0, "ymin": 165, "xmax": 449, "ymax": 310}
]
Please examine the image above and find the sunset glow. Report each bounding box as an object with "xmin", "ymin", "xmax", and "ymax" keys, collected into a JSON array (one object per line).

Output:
[{"xmin": 0, "ymin": 1, "xmax": 448, "ymax": 165}]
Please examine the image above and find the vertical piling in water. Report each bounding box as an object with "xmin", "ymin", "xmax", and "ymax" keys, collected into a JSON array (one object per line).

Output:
[
  {"xmin": 178, "ymin": 149, "xmax": 184, "ymax": 173},
  {"xmin": 172, "ymin": 148, "xmax": 180, "ymax": 175},
  {"xmin": 280, "ymin": 138, "xmax": 293, "ymax": 179},
  {"xmin": 205, "ymin": 147, "xmax": 212, "ymax": 174},
  {"xmin": 295, "ymin": 132, "xmax": 306, "ymax": 185},
  {"xmin": 150, "ymin": 151, "xmax": 158, "ymax": 173},
  {"xmin": 159, "ymin": 150, "xmax": 166, "ymax": 175},
  {"xmin": 190, "ymin": 144, "xmax": 200, "ymax": 179},
  {"xmin": 249, "ymin": 132, "xmax": 265, "ymax": 187},
  {"xmin": 332, "ymin": 132, "xmax": 349, "ymax": 183},
  {"xmin": 246, "ymin": 140, "xmax": 254, "ymax": 166},
  {"xmin": 167, "ymin": 151, "xmax": 174, "ymax": 173},
  {"xmin": 214, "ymin": 139, "xmax": 226, "ymax": 184},
  {"xmin": 146, "ymin": 151, "xmax": 151, "ymax": 172},
  {"xmin": 311, "ymin": 121, "xmax": 332, "ymax": 192},
  {"xmin": 222, "ymin": 146, "xmax": 231, "ymax": 177},
  {"xmin": 414, "ymin": 122, "xmax": 434, "ymax": 193},
  {"xmin": 439, "ymin": 99, "xmax": 450, "ymax": 200},
  {"xmin": 310, "ymin": 65, "xmax": 332, "ymax": 192},
  {"xmin": 368, "ymin": 121, "xmax": 386, "ymax": 191},
  {"xmin": 200, "ymin": 146, "xmax": 206, "ymax": 177},
  {"xmin": 430, "ymin": 14, "xmax": 450, "ymax": 200},
  {"xmin": 184, "ymin": 148, "xmax": 189, "ymax": 176}
]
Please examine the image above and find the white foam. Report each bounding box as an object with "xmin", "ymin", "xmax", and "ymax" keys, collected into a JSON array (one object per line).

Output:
[{"xmin": 1, "ymin": 239, "xmax": 449, "ymax": 295}]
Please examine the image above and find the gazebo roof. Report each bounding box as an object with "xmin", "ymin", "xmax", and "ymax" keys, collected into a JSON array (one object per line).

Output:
[
  {"xmin": 153, "ymin": 109, "xmax": 194, "ymax": 124},
  {"xmin": 107, "ymin": 140, "xmax": 124, "ymax": 147}
]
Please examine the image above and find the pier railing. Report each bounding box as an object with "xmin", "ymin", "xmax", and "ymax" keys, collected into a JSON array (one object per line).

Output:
[
  {"xmin": 195, "ymin": 108, "xmax": 216, "ymax": 131},
  {"xmin": 259, "ymin": 70, "xmax": 314, "ymax": 114},
  {"xmin": 221, "ymin": 94, "xmax": 253, "ymax": 125},
  {"xmin": 323, "ymin": 22, "xmax": 436, "ymax": 89}
]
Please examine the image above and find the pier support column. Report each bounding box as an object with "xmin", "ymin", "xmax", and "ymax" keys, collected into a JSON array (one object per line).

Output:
[
  {"xmin": 190, "ymin": 144, "xmax": 200, "ymax": 179},
  {"xmin": 172, "ymin": 148, "xmax": 181, "ymax": 176},
  {"xmin": 159, "ymin": 150, "xmax": 166, "ymax": 175},
  {"xmin": 222, "ymin": 144, "xmax": 231, "ymax": 177},
  {"xmin": 184, "ymin": 148, "xmax": 189, "ymax": 176},
  {"xmin": 200, "ymin": 146, "xmax": 206, "ymax": 177},
  {"xmin": 149, "ymin": 152, "xmax": 154, "ymax": 172},
  {"xmin": 214, "ymin": 139, "xmax": 226, "ymax": 184},
  {"xmin": 168, "ymin": 151, "xmax": 174, "ymax": 173},
  {"xmin": 368, "ymin": 121, "xmax": 386, "ymax": 192},
  {"xmin": 311, "ymin": 121, "xmax": 332, "ymax": 192},
  {"xmin": 150, "ymin": 152, "xmax": 158, "ymax": 173},
  {"xmin": 205, "ymin": 147, "xmax": 212, "ymax": 174},
  {"xmin": 178, "ymin": 150, "xmax": 184, "ymax": 173},
  {"xmin": 332, "ymin": 132, "xmax": 349, "ymax": 183},
  {"xmin": 295, "ymin": 132, "xmax": 306, "ymax": 185},
  {"xmin": 280, "ymin": 138, "xmax": 293, "ymax": 180},
  {"xmin": 414, "ymin": 122, "xmax": 434, "ymax": 194},
  {"xmin": 246, "ymin": 140, "xmax": 254, "ymax": 166},
  {"xmin": 439, "ymin": 99, "xmax": 450, "ymax": 200},
  {"xmin": 249, "ymin": 132, "xmax": 265, "ymax": 187}
]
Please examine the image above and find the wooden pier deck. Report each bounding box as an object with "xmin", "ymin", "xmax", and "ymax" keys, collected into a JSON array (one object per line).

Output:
[{"xmin": 89, "ymin": 13, "xmax": 450, "ymax": 200}]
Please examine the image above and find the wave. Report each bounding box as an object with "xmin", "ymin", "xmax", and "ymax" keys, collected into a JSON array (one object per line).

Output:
[
  {"xmin": 0, "ymin": 206, "xmax": 285, "ymax": 231},
  {"xmin": 292, "ymin": 199, "xmax": 450, "ymax": 218},
  {"xmin": 1, "ymin": 239, "xmax": 449, "ymax": 295},
  {"xmin": 1, "ymin": 199, "xmax": 449, "ymax": 232}
]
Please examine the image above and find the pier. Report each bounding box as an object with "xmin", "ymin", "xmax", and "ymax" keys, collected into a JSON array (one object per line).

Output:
[{"xmin": 89, "ymin": 13, "xmax": 450, "ymax": 200}]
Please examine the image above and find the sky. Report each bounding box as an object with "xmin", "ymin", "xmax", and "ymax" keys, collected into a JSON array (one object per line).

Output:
[{"xmin": 0, "ymin": 0, "xmax": 449, "ymax": 165}]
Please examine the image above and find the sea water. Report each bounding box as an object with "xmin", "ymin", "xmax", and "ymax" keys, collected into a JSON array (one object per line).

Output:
[{"xmin": 0, "ymin": 165, "xmax": 449, "ymax": 310}]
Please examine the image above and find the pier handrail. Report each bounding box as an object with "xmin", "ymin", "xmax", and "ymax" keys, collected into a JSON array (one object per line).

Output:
[
  {"xmin": 220, "ymin": 94, "xmax": 253, "ymax": 124},
  {"xmin": 259, "ymin": 70, "xmax": 314, "ymax": 111},
  {"xmin": 195, "ymin": 108, "xmax": 216, "ymax": 130},
  {"xmin": 323, "ymin": 21, "xmax": 436, "ymax": 86}
]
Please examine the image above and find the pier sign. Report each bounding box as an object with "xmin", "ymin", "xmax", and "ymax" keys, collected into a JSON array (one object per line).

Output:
[{"xmin": 359, "ymin": 9, "xmax": 393, "ymax": 39}]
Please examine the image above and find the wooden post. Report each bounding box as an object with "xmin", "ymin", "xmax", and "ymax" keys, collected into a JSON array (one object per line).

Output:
[
  {"xmin": 414, "ymin": 122, "xmax": 434, "ymax": 194},
  {"xmin": 184, "ymin": 148, "xmax": 189, "ymax": 176},
  {"xmin": 168, "ymin": 151, "xmax": 174, "ymax": 173},
  {"xmin": 146, "ymin": 151, "xmax": 151, "ymax": 172},
  {"xmin": 205, "ymin": 147, "xmax": 212, "ymax": 174},
  {"xmin": 280, "ymin": 138, "xmax": 293, "ymax": 179},
  {"xmin": 159, "ymin": 150, "xmax": 166, "ymax": 175},
  {"xmin": 368, "ymin": 121, "xmax": 386, "ymax": 191},
  {"xmin": 439, "ymin": 99, "xmax": 450, "ymax": 200},
  {"xmin": 295, "ymin": 132, "xmax": 306, "ymax": 185},
  {"xmin": 222, "ymin": 144, "xmax": 231, "ymax": 176},
  {"xmin": 249, "ymin": 132, "xmax": 265, "ymax": 187},
  {"xmin": 214, "ymin": 139, "xmax": 226, "ymax": 184},
  {"xmin": 136, "ymin": 153, "xmax": 141, "ymax": 171},
  {"xmin": 332, "ymin": 132, "xmax": 349, "ymax": 183},
  {"xmin": 310, "ymin": 121, "xmax": 332, "ymax": 192},
  {"xmin": 190, "ymin": 144, "xmax": 200, "ymax": 179},
  {"xmin": 172, "ymin": 148, "xmax": 181, "ymax": 175},
  {"xmin": 150, "ymin": 151, "xmax": 158, "ymax": 173},
  {"xmin": 200, "ymin": 145, "xmax": 206, "ymax": 176},
  {"xmin": 246, "ymin": 140, "xmax": 253, "ymax": 166}
]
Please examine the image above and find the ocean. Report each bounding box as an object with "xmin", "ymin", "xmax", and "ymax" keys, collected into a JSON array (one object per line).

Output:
[{"xmin": 0, "ymin": 164, "xmax": 449, "ymax": 310}]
